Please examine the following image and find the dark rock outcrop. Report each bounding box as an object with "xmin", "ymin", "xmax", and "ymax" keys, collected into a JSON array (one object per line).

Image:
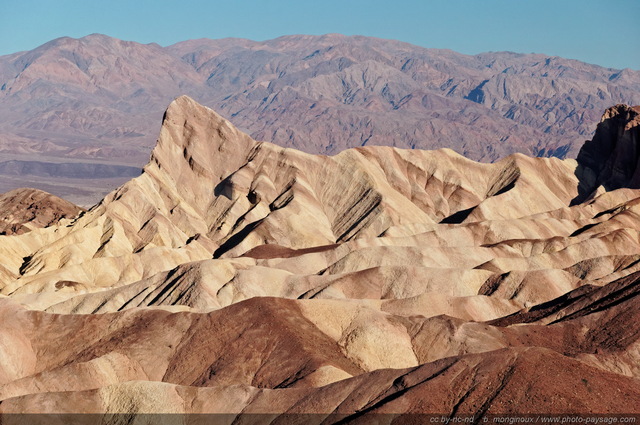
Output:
[
  {"xmin": 0, "ymin": 188, "xmax": 83, "ymax": 235},
  {"xmin": 573, "ymin": 104, "xmax": 640, "ymax": 204}
]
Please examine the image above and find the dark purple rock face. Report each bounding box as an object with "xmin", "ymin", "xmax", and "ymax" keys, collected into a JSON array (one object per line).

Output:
[{"xmin": 574, "ymin": 105, "xmax": 640, "ymax": 204}]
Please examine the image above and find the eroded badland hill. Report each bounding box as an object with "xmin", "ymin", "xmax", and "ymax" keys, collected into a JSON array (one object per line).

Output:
[{"xmin": 0, "ymin": 97, "xmax": 638, "ymax": 419}]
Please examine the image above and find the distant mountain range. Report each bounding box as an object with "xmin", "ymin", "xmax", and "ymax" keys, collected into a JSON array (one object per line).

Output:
[{"xmin": 1, "ymin": 33, "xmax": 639, "ymax": 203}]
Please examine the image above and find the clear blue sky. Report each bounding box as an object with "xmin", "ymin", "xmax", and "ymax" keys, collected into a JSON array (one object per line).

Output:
[{"xmin": 1, "ymin": 0, "xmax": 638, "ymax": 70}]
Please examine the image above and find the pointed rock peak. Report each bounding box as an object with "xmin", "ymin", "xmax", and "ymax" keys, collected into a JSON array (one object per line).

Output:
[
  {"xmin": 162, "ymin": 95, "xmax": 231, "ymax": 129},
  {"xmin": 573, "ymin": 104, "xmax": 640, "ymax": 204},
  {"xmin": 163, "ymin": 95, "xmax": 217, "ymax": 123},
  {"xmin": 147, "ymin": 96, "xmax": 258, "ymax": 181},
  {"xmin": 159, "ymin": 95, "xmax": 254, "ymax": 150}
]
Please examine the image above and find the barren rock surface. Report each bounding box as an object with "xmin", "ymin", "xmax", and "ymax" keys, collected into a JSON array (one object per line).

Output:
[
  {"xmin": 574, "ymin": 104, "xmax": 640, "ymax": 203},
  {"xmin": 0, "ymin": 97, "xmax": 638, "ymax": 418},
  {"xmin": 1, "ymin": 34, "xmax": 639, "ymax": 204},
  {"xmin": 0, "ymin": 188, "xmax": 82, "ymax": 235}
]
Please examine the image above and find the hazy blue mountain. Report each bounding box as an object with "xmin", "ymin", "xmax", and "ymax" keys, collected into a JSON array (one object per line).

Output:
[{"xmin": 1, "ymin": 33, "xmax": 638, "ymax": 202}]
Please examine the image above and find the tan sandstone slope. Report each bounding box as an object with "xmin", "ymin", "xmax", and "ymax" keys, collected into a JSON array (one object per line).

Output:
[{"xmin": 0, "ymin": 97, "xmax": 638, "ymax": 417}]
